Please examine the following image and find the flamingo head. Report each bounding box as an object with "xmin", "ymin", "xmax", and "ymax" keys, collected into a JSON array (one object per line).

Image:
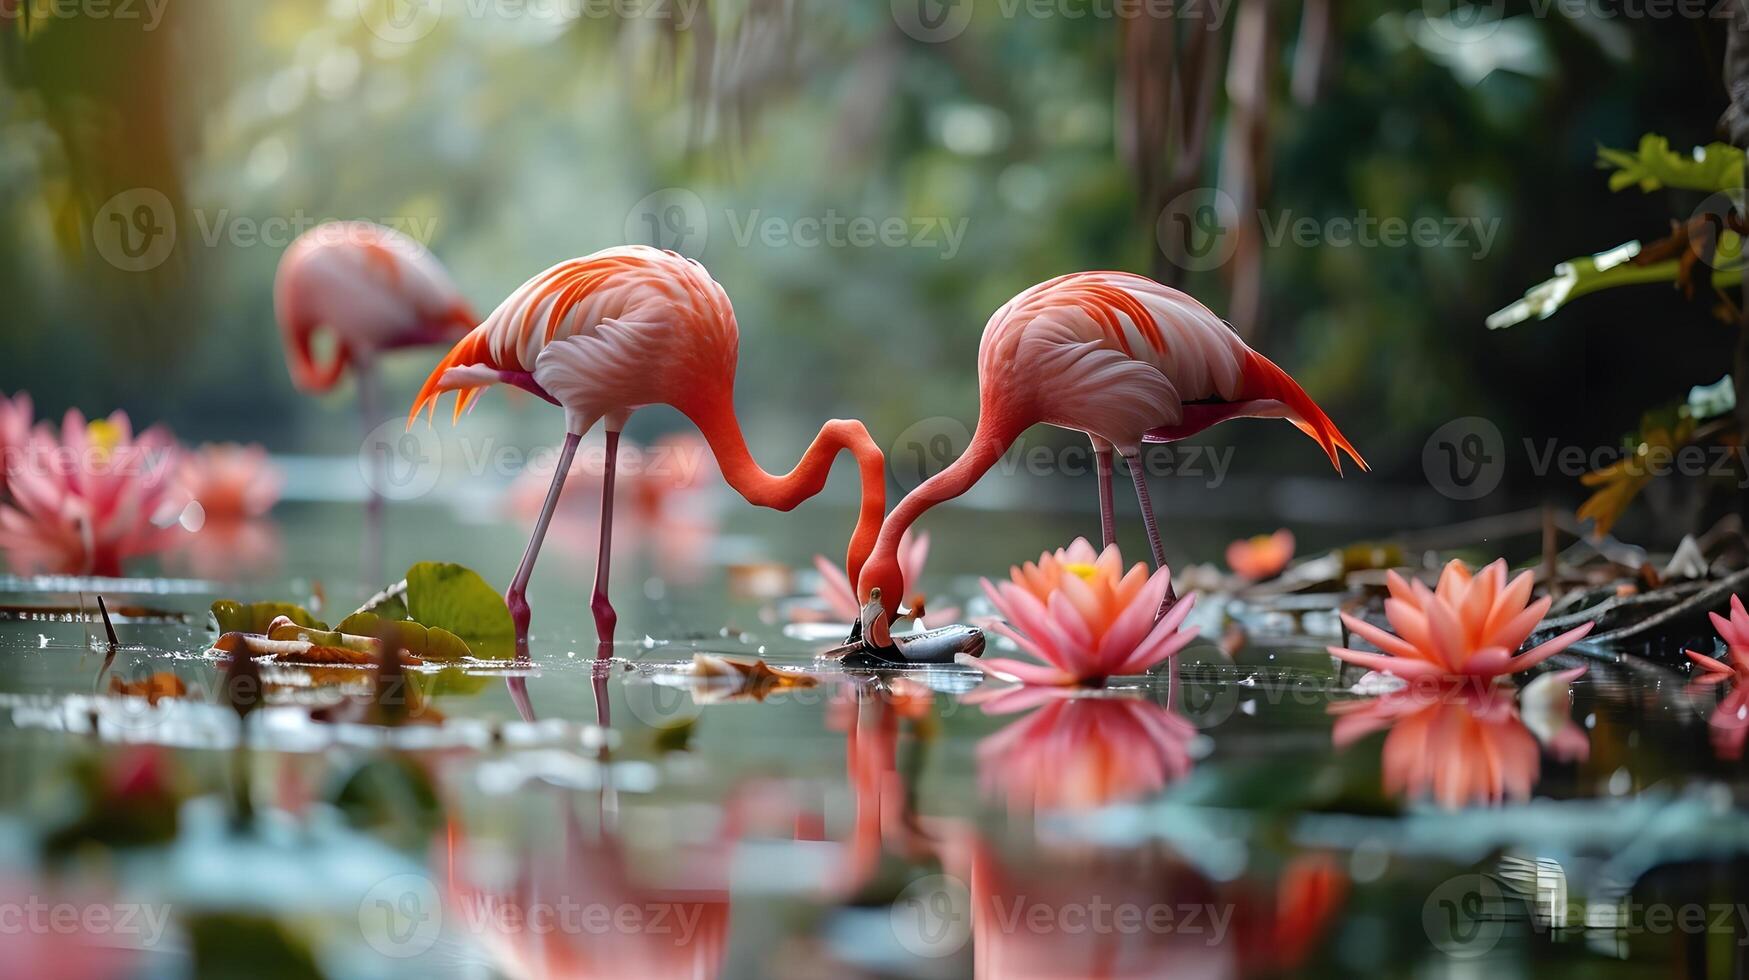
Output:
[{"xmin": 856, "ymin": 556, "xmax": 906, "ymax": 622}]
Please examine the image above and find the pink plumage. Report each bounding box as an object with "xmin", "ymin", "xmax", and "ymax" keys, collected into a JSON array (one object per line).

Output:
[{"xmin": 273, "ymin": 221, "xmax": 475, "ymax": 392}]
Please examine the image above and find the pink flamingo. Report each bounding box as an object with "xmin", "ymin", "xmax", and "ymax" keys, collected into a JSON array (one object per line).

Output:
[
  {"xmin": 274, "ymin": 222, "xmax": 476, "ymax": 572},
  {"xmin": 409, "ymin": 245, "xmax": 886, "ymax": 654},
  {"xmin": 274, "ymin": 221, "xmax": 476, "ymax": 416},
  {"xmin": 858, "ymin": 272, "xmax": 1367, "ymax": 618}
]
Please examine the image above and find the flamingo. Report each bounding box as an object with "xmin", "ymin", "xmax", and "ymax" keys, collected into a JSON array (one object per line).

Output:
[
  {"xmin": 408, "ymin": 245, "xmax": 886, "ymax": 655},
  {"xmin": 857, "ymin": 271, "xmax": 1366, "ymax": 622},
  {"xmin": 274, "ymin": 222, "xmax": 476, "ymax": 572}
]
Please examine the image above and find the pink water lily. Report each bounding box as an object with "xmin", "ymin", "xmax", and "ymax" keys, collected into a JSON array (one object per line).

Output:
[
  {"xmin": 1227, "ymin": 527, "xmax": 1294, "ymax": 580},
  {"xmin": 1686, "ymin": 594, "xmax": 1749, "ymax": 683},
  {"xmin": 975, "ymin": 538, "xmax": 1197, "ymax": 686},
  {"xmin": 0, "ymin": 390, "xmax": 32, "ymax": 497},
  {"xmin": 178, "ymin": 443, "xmax": 282, "ymax": 522},
  {"xmin": 1330, "ymin": 559, "xmax": 1592, "ymax": 680},
  {"xmin": 809, "ymin": 528, "xmax": 958, "ymax": 625},
  {"xmin": 1684, "ymin": 595, "xmax": 1749, "ymax": 760},
  {"xmin": 0, "ymin": 410, "xmax": 183, "ymax": 576}
]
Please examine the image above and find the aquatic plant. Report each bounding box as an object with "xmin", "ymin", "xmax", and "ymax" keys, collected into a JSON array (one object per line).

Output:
[
  {"xmin": 0, "ymin": 409, "xmax": 182, "ymax": 576},
  {"xmin": 973, "ymin": 538, "xmax": 1196, "ymax": 686},
  {"xmin": 0, "ymin": 390, "xmax": 31, "ymax": 497},
  {"xmin": 1226, "ymin": 527, "xmax": 1295, "ymax": 580},
  {"xmin": 1686, "ymin": 595, "xmax": 1749, "ymax": 759},
  {"xmin": 1329, "ymin": 559, "xmax": 1593, "ymax": 681}
]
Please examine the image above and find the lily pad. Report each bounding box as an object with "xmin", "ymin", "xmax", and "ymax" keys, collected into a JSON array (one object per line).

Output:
[
  {"xmin": 332, "ymin": 611, "xmax": 473, "ymax": 663},
  {"xmin": 210, "ymin": 600, "xmax": 327, "ymax": 636},
  {"xmin": 401, "ymin": 561, "xmax": 515, "ymax": 661}
]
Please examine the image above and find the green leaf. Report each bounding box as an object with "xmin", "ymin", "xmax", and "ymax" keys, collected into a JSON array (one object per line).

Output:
[
  {"xmin": 334, "ymin": 611, "xmax": 473, "ymax": 663},
  {"xmin": 210, "ymin": 600, "xmax": 328, "ymax": 636},
  {"xmin": 402, "ymin": 561, "xmax": 515, "ymax": 661},
  {"xmin": 1598, "ymin": 134, "xmax": 1744, "ymax": 193}
]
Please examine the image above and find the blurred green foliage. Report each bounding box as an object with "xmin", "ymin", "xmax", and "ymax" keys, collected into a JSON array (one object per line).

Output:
[{"xmin": 0, "ymin": 0, "xmax": 1737, "ymax": 505}]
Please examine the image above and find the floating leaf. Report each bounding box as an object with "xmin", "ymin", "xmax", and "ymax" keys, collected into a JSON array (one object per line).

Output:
[
  {"xmin": 334, "ymin": 611, "xmax": 472, "ymax": 663},
  {"xmin": 402, "ymin": 562, "xmax": 515, "ymax": 661},
  {"xmin": 1598, "ymin": 135, "xmax": 1744, "ymax": 194},
  {"xmin": 210, "ymin": 600, "xmax": 327, "ymax": 636}
]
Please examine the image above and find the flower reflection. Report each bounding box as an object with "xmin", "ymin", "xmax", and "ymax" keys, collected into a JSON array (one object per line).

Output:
[
  {"xmin": 976, "ymin": 538, "xmax": 1196, "ymax": 687},
  {"xmin": 970, "ymin": 686, "xmax": 1196, "ymax": 811},
  {"xmin": 505, "ymin": 432, "xmax": 720, "ymax": 584},
  {"xmin": 1685, "ymin": 595, "xmax": 1749, "ymax": 759},
  {"xmin": 1330, "ymin": 676, "xmax": 1588, "ymax": 809}
]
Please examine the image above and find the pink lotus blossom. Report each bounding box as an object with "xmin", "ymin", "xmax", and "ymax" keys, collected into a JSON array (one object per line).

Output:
[
  {"xmin": 1329, "ymin": 559, "xmax": 1593, "ymax": 681},
  {"xmin": 1685, "ymin": 595, "xmax": 1749, "ymax": 759},
  {"xmin": 0, "ymin": 390, "xmax": 32, "ymax": 496},
  {"xmin": 1330, "ymin": 674, "xmax": 1587, "ymax": 808},
  {"xmin": 0, "ymin": 410, "xmax": 183, "ymax": 576},
  {"xmin": 177, "ymin": 443, "xmax": 282, "ymax": 522},
  {"xmin": 971, "ymin": 686, "xmax": 1196, "ymax": 810},
  {"xmin": 1226, "ymin": 527, "xmax": 1294, "ymax": 580},
  {"xmin": 807, "ymin": 528, "xmax": 959, "ymax": 625},
  {"xmin": 975, "ymin": 538, "xmax": 1196, "ymax": 686}
]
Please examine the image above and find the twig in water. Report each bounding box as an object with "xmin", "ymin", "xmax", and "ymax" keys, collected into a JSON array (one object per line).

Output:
[{"xmin": 1584, "ymin": 567, "xmax": 1749, "ymax": 646}]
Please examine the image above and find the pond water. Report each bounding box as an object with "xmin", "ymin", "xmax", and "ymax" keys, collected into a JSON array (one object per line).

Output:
[{"xmin": 2, "ymin": 498, "xmax": 1746, "ymax": 978}]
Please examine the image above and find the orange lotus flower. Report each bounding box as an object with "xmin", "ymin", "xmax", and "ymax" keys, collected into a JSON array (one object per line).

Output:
[
  {"xmin": 0, "ymin": 390, "xmax": 32, "ymax": 497},
  {"xmin": 0, "ymin": 410, "xmax": 183, "ymax": 576},
  {"xmin": 1226, "ymin": 528, "xmax": 1294, "ymax": 580},
  {"xmin": 1329, "ymin": 559, "xmax": 1592, "ymax": 680},
  {"xmin": 976, "ymin": 538, "xmax": 1196, "ymax": 686},
  {"xmin": 970, "ymin": 686, "xmax": 1196, "ymax": 811},
  {"xmin": 1685, "ymin": 595, "xmax": 1749, "ymax": 759},
  {"xmin": 176, "ymin": 443, "xmax": 282, "ymax": 522}
]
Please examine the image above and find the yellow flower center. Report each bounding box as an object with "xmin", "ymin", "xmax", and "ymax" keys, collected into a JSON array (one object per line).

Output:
[
  {"xmin": 87, "ymin": 418, "xmax": 122, "ymax": 462},
  {"xmin": 1062, "ymin": 562, "xmax": 1100, "ymax": 582}
]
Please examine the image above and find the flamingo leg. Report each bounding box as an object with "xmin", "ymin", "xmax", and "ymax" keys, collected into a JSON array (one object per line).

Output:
[
  {"xmin": 507, "ymin": 431, "xmax": 580, "ymax": 659},
  {"xmin": 357, "ymin": 358, "xmax": 385, "ymax": 586},
  {"xmin": 1124, "ymin": 451, "xmax": 1179, "ymax": 614},
  {"xmin": 1094, "ymin": 445, "xmax": 1117, "ymax": 550},
  {"xmin": 591, "ymin": 429, "xmax": 621, "ymax": 650}
]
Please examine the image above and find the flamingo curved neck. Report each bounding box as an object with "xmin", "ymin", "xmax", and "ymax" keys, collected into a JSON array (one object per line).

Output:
[
  {"xmin": 867, "ymin": 420, "xmax": 1017, "ymax": 584},
  {"xmin": 685, "ymin": 393, "xmax": 886, "ymax": 585}
]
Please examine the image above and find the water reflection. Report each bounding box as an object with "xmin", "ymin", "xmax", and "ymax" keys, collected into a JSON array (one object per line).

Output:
[
  {"xmin": 1331, "ymin": 677, "xmax": 1589, "ymax": 808},
  {"xmin": 971, "ymin": 686, "xmax": 1197, "ymax": 812}
]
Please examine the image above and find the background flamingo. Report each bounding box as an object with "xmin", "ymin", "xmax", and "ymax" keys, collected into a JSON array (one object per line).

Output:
[
  {"xmin": 410, "ymin": 245, "xmax": 886, "ymax": 654},
  {"xmin": 858, "ymin": 271, "xmax": 1366, "ymax": 618},
  {"xmin": 274, "ymin": 221, "xmax": 476, "ymax": 576}
]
